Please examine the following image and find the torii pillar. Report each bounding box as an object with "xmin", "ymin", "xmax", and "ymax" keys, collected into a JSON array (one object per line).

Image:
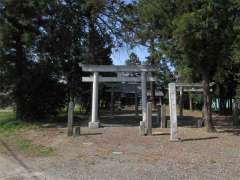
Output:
[
  {"xmin": 89, "ymin": 72, "xmax": 100, "ymax": 128},
  {"xmin": 141, "ymin": 72, "xmax": 147, "ymax": 123},
  {"xmin": 139, "ymin": 72, "xmax": 147, "ymax": 135}
]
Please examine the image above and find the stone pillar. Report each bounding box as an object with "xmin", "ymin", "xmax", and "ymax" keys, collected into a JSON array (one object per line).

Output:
[
  {"xmin": 141, "ymin": 72, "xmax": 147, "ymax": 122},
  {"xmin": 110, "ymin": 88, "xmax": 114, "ymax": 115},
  {"xmin": 161, "ymin": 104, "xmax": 167, "ymax": 128},
  {"xmin": 89, "ymin": 72, "xmax": 100, "ymax": 128},
  {"xmin": 67, "ymin": 100, "xmax": 74, "ymax": 136},
  {"xmin": 189, "ymin": 94, "xmax": 193, "ymax": 111},
  {"xmin": 169, "ymin": 83, "xmax": 178, "ymax": 141},
  {"xmin": 146, "ymin": 102, "xmax": 152, "ymax": 135},
  {"xmin": 179, "ymin": 87, "xmax": 183, "ymax": 120},
  {"xmin": 139, "ymin": 72, "xmax": 147, "ymax": 135},
  {"xmin": 74, "ymin": 126, "xmax": 80, "ymax": 136}
]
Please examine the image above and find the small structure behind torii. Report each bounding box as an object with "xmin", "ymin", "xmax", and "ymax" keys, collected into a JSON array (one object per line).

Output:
[{"xmin": 105, "ymin": 83, "xmax": 164, "ymax": 116}]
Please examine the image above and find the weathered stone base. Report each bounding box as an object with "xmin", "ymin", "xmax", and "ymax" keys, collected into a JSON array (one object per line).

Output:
[
  {"xmin": 88, "ymin": 122, "xmax": 100, "ymax": 129},
  {"xmin": 139, "ymin": 121, "xmax": 146, "ymax": 136},
  {"xmin": 197, "ymin": 119, "xmax": 203, "ymax": 128},
  {"xmin": 74, "ymin": 126, "xmax": 81, "ymax": 136},
  {"xmin": 170, "ymin": 138, "xmax": 181, "ymax": 142},
  {"xmin": 67, "ymin": 128, "xmax": 73, "ymax": 137}
]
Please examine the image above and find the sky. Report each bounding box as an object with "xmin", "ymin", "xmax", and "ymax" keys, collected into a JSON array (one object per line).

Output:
[
  {"xmin": 110, "ymin": 0, "xmax": 149, "ymax": 65},
  {"xmin": 111, "ymin": 45, "xmax": 149, "ymax": 65}
]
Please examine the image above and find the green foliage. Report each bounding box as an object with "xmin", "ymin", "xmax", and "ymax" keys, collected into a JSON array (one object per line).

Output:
[
  {"xmin": 0, "ymin": 111, "xmax": 36, "ymax": 137},
  {"xmin": 18, "ymin": 63, "xmax": 67, "ymax": 119},
  {"xmin": 171, "ymin": 1, "xmax": 238, "ymax": 77},
  {"xmin": 235, "ymin": 84, "xmax": 240, "ymax": 100},
  {"xmin": 0, "ymin": 0, "xmax": 56, "ymax": 119},
  {"xmin": 125, "ymin": 52, "xmax": 141, "ymax": 65},
  {"xmin": 0, "ymin": 0, "xmax": 120, "ymax": 119},
  {"xmin": 122, "ymin": 0, "xmax": 239, "ymax": 127},
  {"xmin": 124, "ymin": 52, "xmax": 141, "ymax": 77},
  {"xmin": 0, "ymin": 111, "xmax": 15, "ymax": 123},
  {"xmin": 16, "ymin": 138, "xmax": 55, "ymax": 157},
  {"xmin": 0, "ymin": 111, "xmax": 54, "ymax": 156}
]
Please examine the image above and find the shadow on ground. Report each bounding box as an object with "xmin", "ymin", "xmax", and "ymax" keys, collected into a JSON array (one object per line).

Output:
[
  {"xmin": 40, "ymin": 111, "xmax": 240, "ymax": 137},
  {"xmin": 214, "ymin": 116, "xmax": 240, "ymax": 136},
  {"xmin": 178, "ymin": 116, "xmax": 201, "ymax": 128},
  {"xmin": 181, "ymin": 136, "xmax": 219, "ymax": 142}
]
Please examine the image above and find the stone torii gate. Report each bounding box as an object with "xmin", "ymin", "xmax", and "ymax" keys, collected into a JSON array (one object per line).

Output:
[
  {"xmin": 80, "ymin": 64, "xmax": 159, "ymax": 129},
  {"xmin": 169, "ymin": 82, "xmax": 215, "ymax": 141}
]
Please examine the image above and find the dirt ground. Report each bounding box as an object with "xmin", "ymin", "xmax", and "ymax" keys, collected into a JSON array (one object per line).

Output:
[{"xmin": 0, "ymin": 111, "xmax": 240, "ymax": 180}]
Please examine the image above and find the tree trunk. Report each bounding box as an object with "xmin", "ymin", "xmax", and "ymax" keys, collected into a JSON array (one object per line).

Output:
[
  {"xmin": 15, "ymin": 100, "xmax": 23, "ymax": 121},
  {"xmin": 15, "ymin": 33, "xmax": 25, "ymax": 121},
  {"xmin": 202, "ymin": 73, "xmax": 216, "ymax": 132}
]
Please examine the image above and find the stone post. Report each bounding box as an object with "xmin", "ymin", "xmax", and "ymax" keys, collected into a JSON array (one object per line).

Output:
[
  {"xmin": 146, "ymin": 102, "xmax": 152, "ymax": 135},
  {"xmin": 67, "ymin": 100, "xmax": 74, "ymax": 136},
  {"xmin": 141, "ymin": 72, "xmax": 147, "ymax": 122},
  {"xmin": 89, "ymin": 72, "xmax": 100, "ymax": 128},
  {"xmin": 161, "ymin": 104, "xmax": 167, "ymax": 128},
  {"xmin": 189, "ymin": 94, "xmax": 193, "ymax": 111},
  {"xmin": 139, "ymin": 72, "xmax": 147, "ymax": 135},
  {"xmin": 74, "ymin": 126, "xmax": 80, "ymax": 136},
  {"xmin": 169, "ymin": 83, "xmax": 178, "ymax": 141}
]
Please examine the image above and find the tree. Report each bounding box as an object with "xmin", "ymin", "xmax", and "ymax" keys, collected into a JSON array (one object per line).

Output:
[
  {"xmin": 125, "ymin": 52, "xmax": 141, "ymax": 65},
  {"xmin": 17, "ymin": 62, "xmax": 67, "ymax": 119},
  {"xmin": 0, "ymin": 0, "xmax": 50, "ymax": 119},
  {"xmin": 0, "ymin": 0, "xmax": 129, "ymax": 119},
  {"xmin": 121, "ymin": 0, "xmax": 168, "ymax": 107},
  {"xmin": 123, "ymin": 0, "xmax": 240, "ymax": 131},
  {"xmin": 125, "ymin": 52, "xmax": 141, "ymax": 77},
  {"xmin": 162, "ymin": 0, "xmax": 239, "ymax": 131},
  {"xmin": 38, "ymin": 0, "xmax": 115, "ymax": 109}
]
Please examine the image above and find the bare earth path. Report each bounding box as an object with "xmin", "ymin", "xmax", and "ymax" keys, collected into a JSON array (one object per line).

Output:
[{"xmin": 0, "ymin": 114, "xmax": 240, "ymax": 180}]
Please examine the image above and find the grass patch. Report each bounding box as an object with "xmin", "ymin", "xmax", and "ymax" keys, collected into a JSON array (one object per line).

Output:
[
  {"xmin": 0, "ymin": 111, "xmax": 15, "ymax": 123},
  {"xmin": 0, "ymin": 111, "xmax": 55, "ymax": 157},
  {"xmin": 16, "ymin": 138, "xmax": 55, "ymax": 157},
  {"xmin": 209, "ymin": 159, "xmax": 217, "ymax": 164},
  {"xmin": 0, "ymin": 111, "xmax": 37, "ymax": 137}
]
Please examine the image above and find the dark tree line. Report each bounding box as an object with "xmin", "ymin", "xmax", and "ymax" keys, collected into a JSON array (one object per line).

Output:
[
  {"xmin": 0, "ymin": 0, "xmax": 122, "ymax": 120},
  {"xmin": 122, "ymin": 0, "xmax": 240, "ymax": 131}
]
